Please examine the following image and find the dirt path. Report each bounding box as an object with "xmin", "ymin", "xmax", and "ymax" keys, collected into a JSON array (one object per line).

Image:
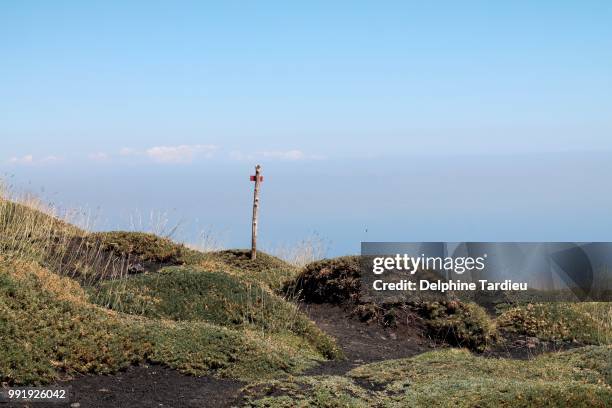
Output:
[
  {"xmin": 301, "ymin": 303, "xmax": 435, "ymax": 375},
  {"xmin": 33, "ymin": 365, "xmax": 243, "ymax": 408}
]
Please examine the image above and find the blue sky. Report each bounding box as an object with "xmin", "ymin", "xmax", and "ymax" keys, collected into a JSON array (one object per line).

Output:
[{"xmin": 1, "ymin": 2, "xmax": 611, "ymax": 255}]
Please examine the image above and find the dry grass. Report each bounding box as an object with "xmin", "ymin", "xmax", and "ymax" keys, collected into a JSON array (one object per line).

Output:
[
  {"xmin": 268, "ymin": 233, "xmax": 330, "ymax": 267},
  {"xmin": 0, "ymin": 186, "xmax": 136, "ymax": 285},
  {"xmin": 185, "ymin": 228, "xmax": 226, "ymax": 253},
  {"xmin": 127, "ymin": 209, "xmax": 184, "ymax": 239}
]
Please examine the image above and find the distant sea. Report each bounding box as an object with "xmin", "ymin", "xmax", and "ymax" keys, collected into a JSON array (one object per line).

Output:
[{"xmin": 4, "ymin": 151, "xmax": 612, "ymax": 257}]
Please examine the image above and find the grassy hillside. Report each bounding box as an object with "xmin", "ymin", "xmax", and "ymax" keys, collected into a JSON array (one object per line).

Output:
[
  {"xmin": 0, "ymin": 197, "xmax": 341, "ymax": 385},
  {"xmin": 0, "ymin": 198, "xmax": 298, "ymax": 287},
  {"xmin": 90, "ymin": 266, "xmax": 339, "ymax": 358},
  {"xmin": 2, "ymin": 195, "xmax": 611, "ymax": 408},
  {"xmin": 0, "ymin": 257, "xmax": 341, "ymax": 385}
]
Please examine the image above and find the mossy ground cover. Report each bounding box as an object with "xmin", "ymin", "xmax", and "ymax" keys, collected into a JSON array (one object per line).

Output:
[
  {"xmin": 0, "ymin": 259, "xmax": 149, "ymax": 384},
  {"xmin": 243, "ymin": 346, "xmax": 612, "ymax": 407},
  {"xmin": 0, "ymin": 198, "xmax": 298, "ymax": 290},
  {"xmin": 90, "ymin": 266, "xmax": 341, "ymax": 359},
  {"xmin": 0, "ymin": 197, "xmax": 344, "ymax": 385},
  {"xmin": 87, "ymin": 231, "xmax": 205, "ymax": 269},
  {"xmin": 498, "ymin": 302, "xmax": 612, "ymax": 345},
  {"xmin": 148, "ymin": 321, "xmax": 323, "ymax": 380},
  {"xmin": 202, "ymin": 249, "xmax": 300, "ymax": 290},
  {"xmin": 0, "ymin": 259, "xmax": 337, "ymax": 385}
]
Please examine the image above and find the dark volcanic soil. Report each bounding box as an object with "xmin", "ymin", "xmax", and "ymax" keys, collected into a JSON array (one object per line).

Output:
[
  {"xmin": 30, "ymin": 365, "xmax": 244, "ymax": 408},
  {"xmin": 301, "ymin": 303, "xmax": 436, "ymax": 375}
]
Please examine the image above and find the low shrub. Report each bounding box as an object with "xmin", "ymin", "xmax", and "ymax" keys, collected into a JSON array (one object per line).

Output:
[
  {"xmin": 416, "ymin": 301, "xmax": 496, "ymax": 352},
  {"xmin": 289, "ymin": 256, "xmax": 361, "ymax": 304}
]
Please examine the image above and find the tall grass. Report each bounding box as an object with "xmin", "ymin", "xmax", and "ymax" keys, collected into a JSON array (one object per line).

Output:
[
  {"xmin": 185, "ymin": 228, "xmax": 226, "ymax": 253},
  {"xmin": 0, "ymin": 186, "xmax": 153, "ymax": 286},
  {"xmin": 128, "ymin": 209, "xmax": 184, "ymax": 239},
  {"xmin": 269, "ymin": 232, "xmax": 329, "ymax": 267}
]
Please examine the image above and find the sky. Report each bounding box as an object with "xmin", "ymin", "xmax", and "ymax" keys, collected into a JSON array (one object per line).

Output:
[{"xmin": 1, "ymin": 1, "xmax": 612, "ymax": 256}]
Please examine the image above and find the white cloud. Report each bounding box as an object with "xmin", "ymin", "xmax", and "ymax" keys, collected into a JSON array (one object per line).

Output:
[
  {"xmin": 230, "ymin": 149, "xmax": 325, "ymax": 162},
  {"xmin": 7, "ymin": 154, "xmax": 62, "ymax": 165},
  {"xmin": 88, "ymin": 152, "xmax": 109, "ymax": 161},
  {"xmin": 116, "ymin": 145, "xmax": 218, "ymax": 163},
  {"xmin": 145, "ymin": 144, "xmax": 217, "ymax": 163},
  {"xmin": 8, "ymin": 155, "xmax": 34, "ymax": 165},
  {"xmin": 40, "ymin": 155, "xmax": 61, "ymax": 164}
]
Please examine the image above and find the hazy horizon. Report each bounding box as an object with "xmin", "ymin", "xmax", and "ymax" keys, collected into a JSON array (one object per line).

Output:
[{"xmin": 4, "ymin": 150, "xmax": 612, "ymax": 257}]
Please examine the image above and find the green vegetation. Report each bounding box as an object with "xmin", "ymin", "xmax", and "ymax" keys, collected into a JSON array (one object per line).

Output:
[
  {"xmin": 0, "ymin": 259, "xmax": 336, "ymax": 384},
  {"xmin": 88, "ymin": 231, "xmax": 203, "ymax": 268},
  {"xmin": 0, "ymin": 199, "xmax": 83, "ymax": 266},
  {"xmin": 2, "ymin": 194, "xmax": 612, "ymax": 408},
  {"xmin": 206, "ymin": 249, "xmax": 299, "ymax": 290},
  {"xmin": 0, "ymin": 197, "xmax": 341, "ymax": 385},
  {"xmin": 91, "ymin": 266, "xmax": 341, "ymax": 359},
  {"xmin": 0, "ymin": 260, "xmax": 149, "ymax": 384},
  {"xmin": 92, "ymin": 267, "xmax": 289, "ymax": 325},
  {"xmin": 148, "ymin": 322, "xmax": 322, "ymax": 380},
  {"xmin": 243, "ymin": 346, "xmax": 612, "ymax": 407},
  {"xmin": 0, "ymin": 198, "xmax": 145, "ymax": 282},
  {"xmin": 498, "ymin": 302, "xmax": 612, "ymax": 345}
]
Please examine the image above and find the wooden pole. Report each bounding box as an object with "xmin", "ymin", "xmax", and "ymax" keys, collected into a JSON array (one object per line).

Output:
[{"xmin": 251, "ymin": 164, "xmax": 262, "ymax": 260}]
